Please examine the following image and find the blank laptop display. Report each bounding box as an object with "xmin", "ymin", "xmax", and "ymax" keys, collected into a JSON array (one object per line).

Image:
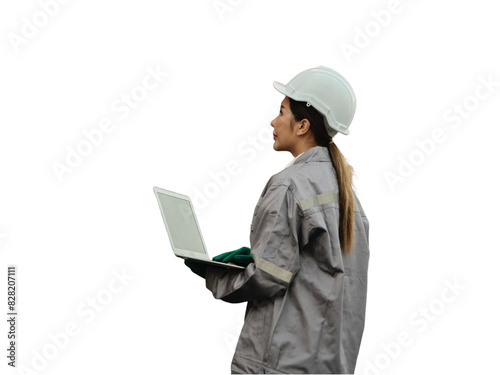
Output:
[{"xmin": 154, "ymin": 186, "xmax": 244, "ymax": 270}]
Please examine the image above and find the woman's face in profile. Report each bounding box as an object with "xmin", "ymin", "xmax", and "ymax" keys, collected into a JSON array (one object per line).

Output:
[{"xmin": 271, "ymin": 96, "xmax": 297, "ymax": 153}]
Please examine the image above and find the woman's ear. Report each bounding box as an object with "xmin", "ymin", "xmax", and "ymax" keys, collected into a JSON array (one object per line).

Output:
[{"xmin": 296, "ymin": 119, "xmax": 311, "ymax": 136}]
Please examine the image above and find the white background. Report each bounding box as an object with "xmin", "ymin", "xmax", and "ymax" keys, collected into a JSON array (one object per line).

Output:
[{"xmin": 1, "ymin": 0, "xmax": 499, "ymax": 374}]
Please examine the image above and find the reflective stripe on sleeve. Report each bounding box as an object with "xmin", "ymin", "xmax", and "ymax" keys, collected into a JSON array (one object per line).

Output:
[
  {"xmin": 299, "ymin": 191, "xmax": 339, "ymax": 211},
  {"xmin": 256, "ymin": 258, "xmax": 293, "ymax": 283}
]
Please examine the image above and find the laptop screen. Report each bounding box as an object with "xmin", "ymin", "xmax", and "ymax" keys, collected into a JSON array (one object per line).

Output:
[{"xmin": 157, "ymin": 192, "xmax": 206, "ymax": 254}]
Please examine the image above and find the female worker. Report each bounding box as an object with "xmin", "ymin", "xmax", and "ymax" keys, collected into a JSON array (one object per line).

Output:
[{"xmin": 185, "ymin": 66, "xmax": 370, "ymax": 374}]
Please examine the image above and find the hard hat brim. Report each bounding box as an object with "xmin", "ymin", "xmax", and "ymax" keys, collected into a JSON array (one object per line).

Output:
[{"xmin": 273, "ymin": 81, "xmax": 288, "ymax": 96}]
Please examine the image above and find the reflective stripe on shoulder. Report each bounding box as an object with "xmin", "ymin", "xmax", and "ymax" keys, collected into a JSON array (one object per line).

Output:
[
  {"xmin": 256, "ymin": 257, "xmax": 293, "ymax": 283},
  {"xmin": 299, "ymin": 191, "xmax": 339, "ymax": 211},
  {"xmin": 300, "ymin": 191, "xmax": 365, "ymax": 214}
]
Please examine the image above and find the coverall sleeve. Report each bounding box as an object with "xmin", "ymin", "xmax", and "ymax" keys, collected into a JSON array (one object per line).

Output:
[{"xmin": 205, "ymin": 184, "xmax": 301, "ymax": 303}]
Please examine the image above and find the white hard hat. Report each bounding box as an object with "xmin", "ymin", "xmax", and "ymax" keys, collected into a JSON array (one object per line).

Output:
[{"xmin": 273, "ymin": 66, "xmax": 356, "ymax": 136}]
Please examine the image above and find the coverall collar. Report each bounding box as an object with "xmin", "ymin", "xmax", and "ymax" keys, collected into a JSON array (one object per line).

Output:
[
  {"xmin": 285, "ymin": 152, "xmax": 304, "ymax": 168},
  {"xmin": 291, "ymin": 146, "xmax": 331, "ymax": 166}
]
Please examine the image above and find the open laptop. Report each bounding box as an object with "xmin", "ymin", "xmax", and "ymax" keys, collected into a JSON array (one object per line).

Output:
[{"xmin": 153, "ymin": 186, "xmax": 245, "ymax": 270}]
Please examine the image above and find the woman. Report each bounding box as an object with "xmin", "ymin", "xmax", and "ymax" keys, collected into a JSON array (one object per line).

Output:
[{"xmin": 186, "ymin": 66, "xmax": 370, "ymax": 374}]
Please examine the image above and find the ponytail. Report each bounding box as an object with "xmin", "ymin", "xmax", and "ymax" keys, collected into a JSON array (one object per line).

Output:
[{"xmin": 328, "ymin": 142, "xmax": 354, "ymax": 253}]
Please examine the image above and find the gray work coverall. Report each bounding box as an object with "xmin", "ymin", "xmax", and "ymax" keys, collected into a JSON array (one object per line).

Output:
[{"xmin": 205, "ymin": 146, "xmax": 370, "ymax": 374}]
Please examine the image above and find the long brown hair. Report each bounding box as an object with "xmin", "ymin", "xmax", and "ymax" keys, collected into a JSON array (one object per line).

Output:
[{"xmin": 289, "ymin": 97, "xmax": 355, "ymax": 254}]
